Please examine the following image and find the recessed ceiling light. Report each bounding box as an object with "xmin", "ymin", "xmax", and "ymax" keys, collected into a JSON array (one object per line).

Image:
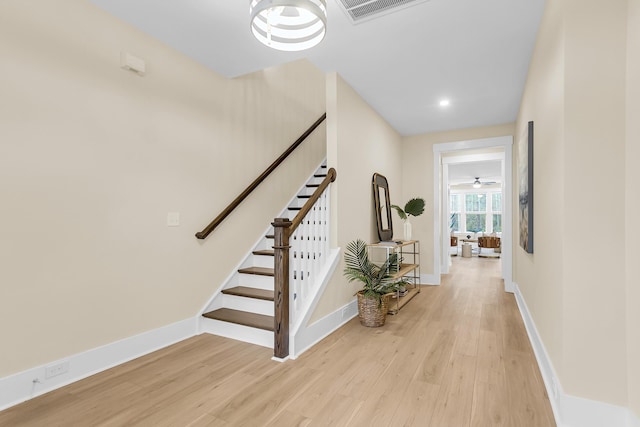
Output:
[{"xmin": 439, "ymin": 99, "xmax": 450, "ymax": 107}]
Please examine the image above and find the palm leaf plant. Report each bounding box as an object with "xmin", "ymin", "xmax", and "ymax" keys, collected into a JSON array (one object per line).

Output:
[
  {"xmin": 391, "ymin": 197, "xmax": 425, "ymax": 241},
  {"xmin": 390, "ymin": 198, "xmax": 426, "ymax": 220},
  {"xmin": 343, "ymin": 239, "xmax": 406, "ymax": 305}
]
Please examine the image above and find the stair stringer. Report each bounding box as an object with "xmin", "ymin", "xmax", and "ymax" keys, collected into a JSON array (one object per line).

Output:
[{"xmin": 289, "ymin": 247, "xmax": 342, "ymax": 358}]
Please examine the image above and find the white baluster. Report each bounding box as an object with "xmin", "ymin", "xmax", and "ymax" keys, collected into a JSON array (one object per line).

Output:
[
  {"xmin": 287, "ymin": 181, "xmax": 333, "ymax": 329},
  {"xmin": 291, "ymin": 226, "xmax": 300, "ymax": 321}
]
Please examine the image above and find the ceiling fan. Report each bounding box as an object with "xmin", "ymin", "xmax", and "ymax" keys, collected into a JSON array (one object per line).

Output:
[{"xmin": 471, "ymin": 177, "xmax": 497, "ymax": 188}]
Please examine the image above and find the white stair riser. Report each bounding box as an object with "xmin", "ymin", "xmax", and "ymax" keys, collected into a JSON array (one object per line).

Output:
[
  {"xmin": 206, "ymin": 297, "xmax": 224, "ymax": 312},
  {"xmin": 199, "ymin": 318, "xmax": 273, "ymax": 348},
  {"xmin": 239, "ymin": 274, "xmax": 274, "ymax": 290},
  {"xmin": 290, "ymin": 197, "xmax": 314, "ymax": 208},
  {"xmin": 222, "ymin": 294, "xmax": 274, "ymax": 316},
  {"xmin": 251, "ymin": 254, "xmax": 274, "ymax": 269},
  {"xmin": 298, "ymin": 188, "xmax": 316, "ymax": 197},
  {"xmin": 308, "ymin": 176, "xmax": 325, "ymax": 184}
]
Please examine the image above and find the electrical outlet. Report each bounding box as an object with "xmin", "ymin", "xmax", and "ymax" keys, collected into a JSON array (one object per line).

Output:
[{"xmin": 45, "ymin": 361, "xmax": 69, "ymax": 379}]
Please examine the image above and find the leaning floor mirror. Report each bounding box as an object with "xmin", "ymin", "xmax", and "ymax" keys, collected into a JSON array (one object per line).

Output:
[{"xmin": 372, "ymin": 173, "xmax": 393, "ymax": 242}]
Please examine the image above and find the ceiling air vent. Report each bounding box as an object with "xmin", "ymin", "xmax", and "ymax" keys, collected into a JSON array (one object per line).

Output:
[{"xmin": 336, "ymin": 0, "xmax": 430, "ymax": 23}]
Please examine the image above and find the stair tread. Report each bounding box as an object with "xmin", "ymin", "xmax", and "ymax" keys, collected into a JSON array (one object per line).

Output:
[
  {"xmin": 288, "ymin": 207, "xmax": 302, "ymax": 210},
  {"xmin": 202, "ymin": 308, "xmax": 274, "ymax": 331},
  {"xmin": 314, "ymin": 174, "xmax": 327, "ymax": 177},
  {"xmin": 266, "ymin": 234, "xmax": 274, "ymax": 239},
  {"xmin": 238, "ymin": 266, "xmax": 274, "ymax": 276},
  {"xmin": 252, "ymin": 249, "xmax": 274, "ymax": 256},
  {"xmin": 298, "ymin": 195, "xmax": 312, "ymax": 199},
  {"xmin": 222, "ymin": 286, "xmax": 274, "ymax": 301},
  {"xmin": 306, "ymin": 184, "xmax": 320, "ymax": 188}
]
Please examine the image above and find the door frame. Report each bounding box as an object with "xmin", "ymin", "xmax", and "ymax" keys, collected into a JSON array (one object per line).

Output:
[{"xmin": 432, "ymin": 136, "xmax": 514, "ymax": 292}]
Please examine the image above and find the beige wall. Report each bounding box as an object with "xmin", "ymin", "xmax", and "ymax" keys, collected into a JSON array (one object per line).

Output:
[
  {"xmin": 515, "ymin": 0, "xmax": 632, "ymax": 410},
  {"xmin": 0, "ymin": 0, "xmax": 325, "ymax": 377},
  {"xmin": 627, "ymin": 0, "xmax": 640, "ymax": 417},
  {"xmin": 401, "ymin": 123, "xmax": 515, "ymax": 275},
  {"xmin": 563, "ymin": 0, "xmax": 627, "ymax": 405},
  {"xmin": 310, "ymin": 73, "xmax": 403, "ymax": 322},
  {"xmin": 513, "ymin": 0, "xmax": 566, "ymax": 394}
]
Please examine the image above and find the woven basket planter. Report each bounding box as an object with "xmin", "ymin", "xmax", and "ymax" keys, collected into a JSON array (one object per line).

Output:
[{"xmin": 356, "ymin": 291, "xmax": 390, "ymax": 327}]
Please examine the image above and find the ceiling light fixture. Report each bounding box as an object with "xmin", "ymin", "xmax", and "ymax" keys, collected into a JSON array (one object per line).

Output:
[
  {"xmin": 473, "ymin": 177, "xmax": 481, "ymax": 189},
  {"xmin": 250, "ymin": 0, "xmax": 327, "ymax": 52},
  {"xmin": 439, "ymin": 99, "xmax": 450, "ymax": 107}
]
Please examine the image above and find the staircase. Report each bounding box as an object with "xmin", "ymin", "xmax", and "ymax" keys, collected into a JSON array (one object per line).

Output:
[{"xmin": 199, "ymin": 162, "xmax": 329, "ymax": 349}]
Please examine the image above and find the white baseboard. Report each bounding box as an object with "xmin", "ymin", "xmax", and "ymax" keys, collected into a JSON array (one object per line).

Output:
[
  {"xmin": 504, "ymin": 279, "xmax": 515, "ymax": 293},
  {"xmin": 557, "ymin": 393, "xmax": 637, "ymax": 427},
  {"xmin": 290, "ymin": 299, "xmax": 358, "ymax": 359},
  {"xmin": 513, "ymin": 283, "xmax": 639, "ymax": 427},
  {"xmin": 420, "ymin": 273, "xmax": 440, "ymax": 285},
  {"xmin": 0, "ymin": 317, "xmax": 197, "ymax": 411}
]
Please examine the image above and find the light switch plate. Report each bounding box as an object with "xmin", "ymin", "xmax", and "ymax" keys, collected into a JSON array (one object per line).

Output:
[
  {"xmin": 120, "ymin": 51, "xmax": 146, "ymax": 76},
  {"xmin": 167, "ymin": 212, "xmax": 180, "ymax": 227}
]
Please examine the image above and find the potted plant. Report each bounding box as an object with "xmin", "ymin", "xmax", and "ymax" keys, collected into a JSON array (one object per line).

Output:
[
  {"xmin": 391, "ymin": 197, "xmax": 425, "ymax": 241},
  {"xmin": 343, "ymin": 239, "xmax": 407, "ymax": 327}
]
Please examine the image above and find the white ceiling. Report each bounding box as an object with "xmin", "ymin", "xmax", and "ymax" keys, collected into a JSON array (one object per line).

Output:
[
  {"xmin": 89, "ymin": 0, "xmax": 544, "ymax": 136},
  {"xmin": 448, "ymin": 160, "xmax": 502, "ymax": 186}
]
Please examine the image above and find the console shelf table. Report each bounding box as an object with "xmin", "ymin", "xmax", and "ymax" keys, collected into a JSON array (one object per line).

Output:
[{"xmin": 367, "ymin": 240, "xmax": 421, "ymax": 314}]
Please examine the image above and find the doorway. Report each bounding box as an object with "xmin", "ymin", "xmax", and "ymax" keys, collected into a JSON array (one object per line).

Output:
[{"xmin": 432, "ymin": 136, "xmax": 514, "ymax": 292}]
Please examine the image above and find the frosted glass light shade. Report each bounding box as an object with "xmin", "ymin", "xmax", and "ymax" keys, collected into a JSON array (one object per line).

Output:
[{"xmin": 250, "ymin": 0, "xmax": 327, "ymax": 51}]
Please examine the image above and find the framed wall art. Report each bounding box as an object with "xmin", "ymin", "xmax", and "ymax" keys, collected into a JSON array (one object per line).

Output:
[{"xmin": 518, "ymin": 121, "xmax": 534, "ymax": 253}]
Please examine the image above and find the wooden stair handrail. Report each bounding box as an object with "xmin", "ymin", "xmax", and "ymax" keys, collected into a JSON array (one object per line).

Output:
[
  {"xmin": 196, "ymin": 113, "xmax": 327, "ymax": 240},
  {"xmin": 290, "ymin": 167, "xmax": 336, "ymax": 233},
  {"xmin": 272, "ymin": 168, "xmax": 336, "ymax": 359}
]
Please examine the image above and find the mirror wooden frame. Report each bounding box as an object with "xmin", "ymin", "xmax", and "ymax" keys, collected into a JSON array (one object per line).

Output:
[{"xmin": 372, "ymin": 173, "xmax": 393, "ymax": 241}]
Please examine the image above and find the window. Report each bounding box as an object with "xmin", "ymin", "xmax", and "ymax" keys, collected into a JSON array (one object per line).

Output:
[
  {"xmin": 465, "ymin": 194, "xmax": 486, "ymax": 212},
  {"xmin": 450, "ymin": 194, "xmax": 461, "ymax": 232},
  {"xmin": 492, "ymin": 193, "xmax": 502, "ymax": 211},
  {"xmin": 493, "ymin": 214, "xmax": 502, "ymax": 232},
  {"xmin": 466, "ymin": 214, "xmax": 486, "ymax": 233},
  {"xmin": 450, "ymin": 213, "xmax": 460, "ymax": 232},
  {"xmin": 491, "ymin": 193, "xmax": 502, "ymax": 232},
  {"xmin": 449, "ymin": 190, "xmax": 502, "ymax": 234},
  {"xmin": 465, "ymin": 194, "xmax": 486, "ymax": 233}
]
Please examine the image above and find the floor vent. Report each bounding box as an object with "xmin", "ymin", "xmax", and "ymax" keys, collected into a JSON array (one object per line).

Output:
[{"xmin": 336, "ymin": 0, "xmax": 430, "ymax": 23}]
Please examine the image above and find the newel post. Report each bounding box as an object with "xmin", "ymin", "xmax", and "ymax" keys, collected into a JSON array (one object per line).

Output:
[{"xmin": 272, "ymin": 217, "xmax": 291, "ymax": 359}]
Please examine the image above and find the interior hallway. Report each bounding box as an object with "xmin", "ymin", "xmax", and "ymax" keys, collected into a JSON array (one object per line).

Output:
[{"xmin": 0, "ymin": 256, "xmax": 555, "ymax": 426}]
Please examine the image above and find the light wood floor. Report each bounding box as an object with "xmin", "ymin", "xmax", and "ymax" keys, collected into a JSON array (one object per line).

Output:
[{"xmin": 1, "ymin": 256, "xmax": 556, "ymax": 426}]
